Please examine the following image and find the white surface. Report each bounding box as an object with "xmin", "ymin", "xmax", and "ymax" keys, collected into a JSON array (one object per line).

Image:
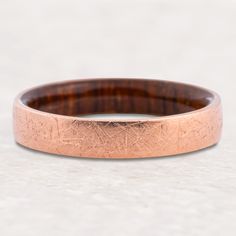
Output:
[{"xmin": 0, "ymin": 0, "xmax": 236, "ymax": 235}]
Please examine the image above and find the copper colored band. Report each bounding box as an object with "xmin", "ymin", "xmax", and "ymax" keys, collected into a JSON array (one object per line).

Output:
[{"xmin": 13, "ymin": 78, "xmax": 222, "ymax": 159}]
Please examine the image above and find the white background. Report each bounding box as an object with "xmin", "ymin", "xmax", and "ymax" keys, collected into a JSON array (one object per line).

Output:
[{"xmin": 0, "ymin": 0, "xmax": 236, "ymax": 235}]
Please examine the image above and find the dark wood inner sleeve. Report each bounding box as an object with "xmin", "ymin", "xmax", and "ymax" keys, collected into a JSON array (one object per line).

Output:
[{"xmin": 21, "ymin": 79, "xmax": 213, "ymax": 116}]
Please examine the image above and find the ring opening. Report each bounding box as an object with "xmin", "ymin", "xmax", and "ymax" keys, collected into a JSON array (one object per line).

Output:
[{"xmin": 21, "ymin": 79, "xmax": 214, "ymax": 117}]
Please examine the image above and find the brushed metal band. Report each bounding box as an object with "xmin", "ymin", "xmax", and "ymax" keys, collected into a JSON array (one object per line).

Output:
[{"xmin": 13, "ymin": 78, "xmax": 222, "ymax": 158}]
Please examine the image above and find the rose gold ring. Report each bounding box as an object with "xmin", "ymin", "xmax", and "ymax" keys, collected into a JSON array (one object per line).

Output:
[{"xmin": 13, "ymin": 78, "xmax": 222, "ymax": 159}]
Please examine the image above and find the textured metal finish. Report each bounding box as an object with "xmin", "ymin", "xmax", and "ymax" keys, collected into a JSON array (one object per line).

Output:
[{"xmin": 13, "ymin": 80, "xmax": 222, "ymax": 159}]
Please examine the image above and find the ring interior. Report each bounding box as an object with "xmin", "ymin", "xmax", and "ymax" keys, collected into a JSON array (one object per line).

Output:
[{"xmin": 21, "ymin": 79, "xmax": 214, "ymax": 117}]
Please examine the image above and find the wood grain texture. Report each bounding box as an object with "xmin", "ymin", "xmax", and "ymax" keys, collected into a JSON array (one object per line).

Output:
[{"xmin": 21, "ymin": 79, "xmax": 213, "ymax": 116}]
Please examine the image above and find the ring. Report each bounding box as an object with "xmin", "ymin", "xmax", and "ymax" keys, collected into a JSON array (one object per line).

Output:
[{"xmin": 13, "ymin": 78, "xmax": 222, "ymax": 159}]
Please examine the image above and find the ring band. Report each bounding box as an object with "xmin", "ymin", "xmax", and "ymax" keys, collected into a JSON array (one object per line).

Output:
[{"xmin": 13, "ymin": 78, "xmax": 222, "ymax": 159}]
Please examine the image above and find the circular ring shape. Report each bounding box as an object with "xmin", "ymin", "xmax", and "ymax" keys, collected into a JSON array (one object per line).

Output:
[{"xmin": 13, "ymin": 78, "xmax": 223, "ymax": 159}]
